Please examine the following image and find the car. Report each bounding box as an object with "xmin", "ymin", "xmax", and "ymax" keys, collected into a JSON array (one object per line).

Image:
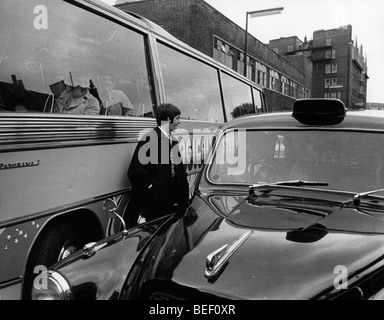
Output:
[{"xmin": 30, "ymin": 99, "xmax": 384, "ymax": 300}]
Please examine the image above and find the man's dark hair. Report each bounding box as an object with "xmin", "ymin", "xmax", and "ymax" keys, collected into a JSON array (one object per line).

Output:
[{"xmin": 155, "ymin": 103, "xmax": 181, "ymax": 125}]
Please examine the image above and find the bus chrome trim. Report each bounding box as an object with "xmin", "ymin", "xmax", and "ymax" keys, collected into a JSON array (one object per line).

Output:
[
  {"xmin": 0, "ymin": 278, "xmax": 23, "ymax": 300},
  {"xmin": 0, "ymin": 114, "xmax": 156, "ymax": 152},
  {"xmin": 0, "ymin": 189, "xmax": 129, "ymax": 229}
]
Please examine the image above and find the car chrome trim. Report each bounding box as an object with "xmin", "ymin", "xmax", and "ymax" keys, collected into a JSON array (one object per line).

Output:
[
  {"xmin": 205, "ymin": 230, "xmax": 253, "ymax": 279},
  {"xmin": 48, "ymin": 270, "xmax": 72, "ymax": 300}
]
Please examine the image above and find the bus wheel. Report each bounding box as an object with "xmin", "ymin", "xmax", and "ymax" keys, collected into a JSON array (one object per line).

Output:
[{"xmin": 23, "ymin": 220, "xmax": 89, "ymax": 299}]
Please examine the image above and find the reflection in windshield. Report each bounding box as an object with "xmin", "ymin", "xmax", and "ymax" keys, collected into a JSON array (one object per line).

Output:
[{"xmin": 208, "ymin": 129, "xmax": 384, "ymax": 194}]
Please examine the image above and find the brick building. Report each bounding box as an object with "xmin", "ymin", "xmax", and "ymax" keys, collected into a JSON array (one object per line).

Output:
[
  {"xmin": 270, "ymin": 25, "xmax": 368, "ymax": 109},
  {"xmin": 115, "ymin": 0, "xmax": 312, "ymax": 112}
]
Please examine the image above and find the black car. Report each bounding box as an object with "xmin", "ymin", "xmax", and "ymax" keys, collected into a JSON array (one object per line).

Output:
[{"xmin": 31, "ymin": 99, "xmax": 384, "ymax": 300}]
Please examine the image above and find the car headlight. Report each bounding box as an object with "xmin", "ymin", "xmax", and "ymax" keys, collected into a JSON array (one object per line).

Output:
[{"xmin": 31, "ymin": 270, "xmax": 72, "ymax": 300}]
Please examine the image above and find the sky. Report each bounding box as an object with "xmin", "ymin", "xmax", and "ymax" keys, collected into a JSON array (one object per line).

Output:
[{"xmin": 101, "ymin": 0, "xmax": 384, "ymax": 103}]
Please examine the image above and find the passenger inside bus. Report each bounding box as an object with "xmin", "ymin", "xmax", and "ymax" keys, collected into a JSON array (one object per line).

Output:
[
  {"xmin": 0, "ymin": 76, "xmax": 35, "ymax": 112},
  {"xmin": 53, "ymin": 85, "xmax": 100, "ymax": 115},
  {"xmin": 97, "ymin": 75, "xmax": 134, "ymax": 116}
]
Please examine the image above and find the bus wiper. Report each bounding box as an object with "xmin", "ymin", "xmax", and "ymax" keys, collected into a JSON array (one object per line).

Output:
[{"xmin": 344, "ymin": 188, "xmax": 384, "ymax": 206}]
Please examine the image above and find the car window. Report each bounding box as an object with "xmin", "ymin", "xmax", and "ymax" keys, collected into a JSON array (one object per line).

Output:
[{"xmin": 208, "ymin": 129, "xmax": 384, "ymax": 194}]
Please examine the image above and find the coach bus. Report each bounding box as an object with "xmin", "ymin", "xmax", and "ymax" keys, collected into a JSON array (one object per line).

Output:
[{"xmin": 0, "ymin": 0, "xmax": 266, "ymax": 299}]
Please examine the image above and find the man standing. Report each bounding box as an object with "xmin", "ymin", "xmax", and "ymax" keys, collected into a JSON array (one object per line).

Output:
[{"xmin": 125, "ymin": 103, "xmax": 189, "ymax": 226}]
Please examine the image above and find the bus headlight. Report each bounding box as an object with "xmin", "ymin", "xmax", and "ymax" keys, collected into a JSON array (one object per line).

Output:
[{"xmin": 31, "ymin": 270, "xmax": 72, "ymax": 300}]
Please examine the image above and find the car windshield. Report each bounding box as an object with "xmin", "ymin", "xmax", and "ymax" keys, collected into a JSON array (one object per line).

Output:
[{"xmin": 208, "ymin": 129, "xmax": 384, "ymax": 195}]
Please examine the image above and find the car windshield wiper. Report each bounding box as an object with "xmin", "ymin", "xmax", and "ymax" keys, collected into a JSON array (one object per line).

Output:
[
  {"xmin": 250, "ymin": 180, "xmax": 328, "ymax": 192},
  {"xmin": 248, "ymin": 180, "xmax": 332, "ymax": 216},
  {"xmin": 344, "ymin": 188, "xmax": 384, "ymax": 206}
]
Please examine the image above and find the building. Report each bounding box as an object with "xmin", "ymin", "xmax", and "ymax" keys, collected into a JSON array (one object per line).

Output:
[
  {"xmin": 115, "ymin": 0, "xmax": 312, "ymax": 112},
  {"xmin": 366, "ymin": 102, "xmax": 384, "ymax": 110},
  {"xmin": 270, "ymin": 25, "xmax": 368, "ymax": 109}
]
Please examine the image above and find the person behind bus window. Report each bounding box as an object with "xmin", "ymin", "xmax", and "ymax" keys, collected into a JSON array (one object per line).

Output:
[
  {"xmin": 0, "ymin": 78, "xmax": 34, "ymax": 112},
  {"xmin": 99, "ymin": 75, "xmax": 134, "ymax": 116},
  {"xmin": 125, "ymin": 103, "xmax": 189, "ymax": 227},
  {"xmin": 53, "ymin": 85, "xmax": 100, "ymax": 115}
]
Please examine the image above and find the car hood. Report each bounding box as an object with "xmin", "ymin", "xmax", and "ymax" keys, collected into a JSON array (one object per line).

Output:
[{"xmin": 140, "ymin": 191, "xmax": 384, "ymax": 300}]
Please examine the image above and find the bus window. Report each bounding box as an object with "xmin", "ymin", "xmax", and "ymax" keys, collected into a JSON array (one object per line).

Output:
[
  {"xmin": 0, "ymin": 0, "xmax": 153, "ymax": 117},
  {"xmin": 253, "ymin": 87, "xmax": 263, "ymax": 113},
  {"xmin": 157, "ymin": 42, "xmax": 224, "ymax": 122},
  {"xmin": 221, "ymin": 72, "xmax": 254, "ymax": 120}
]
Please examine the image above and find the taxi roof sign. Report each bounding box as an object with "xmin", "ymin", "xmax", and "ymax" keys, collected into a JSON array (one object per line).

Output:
[{"xmin": 292, "ymin": 98, "xmax": 346, "ymax": 125}]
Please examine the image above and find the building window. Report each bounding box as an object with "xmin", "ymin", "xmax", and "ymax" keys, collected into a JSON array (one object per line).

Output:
[
  {"xmin": 237, "ymin": 52, "xmax": 245, "ymax": 75},
  {"xmin": 256, "ymin": 62, "xmax": 268, "ymax": 87},
  {"xmin": 326, "ymin": 50, "xmax": 332, "ymax": 59},
  {"xmin": 263, "ymin": 72, "xmax": 267, "ymax": 88},
  {"xmin": 291, "ymin": 82, "xmax": 297, "ymax": 98},
  {"xmin": 331, "ymin": 78, "xmax": 337, "ymax": 86},
  {"xmin": 326, "ymin": 38, "xmax": 332, "ymax": 46},
  {"xmin": 213, "ymin": 38, "xmax": 234, "ymax": 70},
  {"xmin": 332, "ymin": 50, "xmax": 336, "ymax": 59},
  {"xmin": 281, "ymin": 76, "xmax": 289, "ymax": 95},
  {"xmin": 325, "ymin": 64, "xmax": 331, "ymax": 74},
  {"xmin": 325, "ymin": 93, "xmax": 330, "ymax": 98},
  {"xmin": 256, "ymin": 69, "xmax": 262, "ymax": 85},
  {"xmin": 273, "ymin": 47, "xmax": 279, "ymax": 54},
  {"xmin": 255, "ymin": 61, "xmax": 266, "ymax": 86},
  {"xmin": 287, "ymin": 44, "xmax": 293, "ymax": 52},
  {"xmin": 332, "ymin": 64, "xmax": 338, "ymax": 73},
  {"xmin": 247, "ymin": 57, "xmax": 255, "ymax": 82},
  {"xmin": 269, "ymin": 70, "xmax": 279, "ymax": 91},
  {"xmin": 298, "ymin": 86, "xmax": 304, "ymax": 99},
  {"xmin": 325, "ymin": 78, "xmax": 330, "ymax": 88}
]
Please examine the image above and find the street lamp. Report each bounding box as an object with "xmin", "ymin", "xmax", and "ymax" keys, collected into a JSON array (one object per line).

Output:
[{"xmin": 244, "ymin": 7, "xmax": 284, "ymax": 77}]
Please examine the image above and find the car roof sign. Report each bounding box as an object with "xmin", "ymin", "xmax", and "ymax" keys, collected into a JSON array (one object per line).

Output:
[{"xmin": 292, "ymin": 98, "xmax": 347, "ymax": 125}]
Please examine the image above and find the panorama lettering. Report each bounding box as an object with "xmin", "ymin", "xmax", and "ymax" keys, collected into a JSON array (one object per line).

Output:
[{"xmin": 0, "ymin": 160, "xmax": 40, "ymax": 170}]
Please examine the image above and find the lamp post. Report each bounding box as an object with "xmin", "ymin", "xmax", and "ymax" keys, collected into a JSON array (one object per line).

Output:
[{"xmin": 244, "ymin": 7, "xmax": 284, "ymax": 78}]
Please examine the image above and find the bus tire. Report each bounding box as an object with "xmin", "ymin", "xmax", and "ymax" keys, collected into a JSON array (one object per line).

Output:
[{"xmin": 23, "ymin": 220, "xmax": 90, "ymax": 299}]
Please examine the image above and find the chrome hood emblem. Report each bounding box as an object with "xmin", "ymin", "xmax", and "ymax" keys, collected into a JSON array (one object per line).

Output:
[{"xmin": 205, "ymin": 230, "xmax": 253, "ymax": 279}]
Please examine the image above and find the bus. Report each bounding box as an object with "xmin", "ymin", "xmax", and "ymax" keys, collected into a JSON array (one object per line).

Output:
[{"xmin": 0, "ymin": 0, "xmax": 266, "ymax": 299}]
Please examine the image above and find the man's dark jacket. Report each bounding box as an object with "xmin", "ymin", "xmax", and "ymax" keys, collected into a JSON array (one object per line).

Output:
[{"xmin": 126, "ymin": 127, "xmax": 189, "ymax": 224}]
